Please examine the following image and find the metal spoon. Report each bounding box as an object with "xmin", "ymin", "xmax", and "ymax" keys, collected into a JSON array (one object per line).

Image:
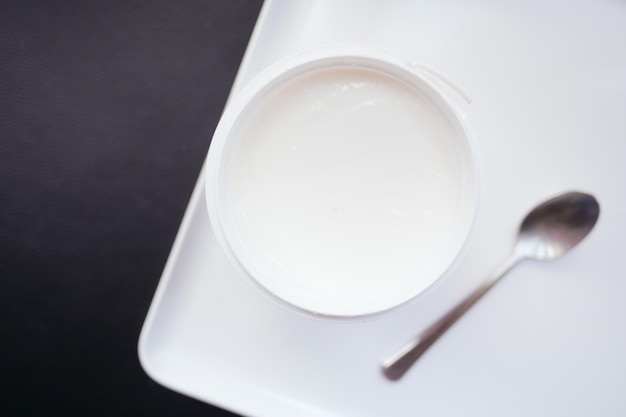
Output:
[{"xmin": 381, "ymin": 191, "xmax": 600, "ymax": 380}]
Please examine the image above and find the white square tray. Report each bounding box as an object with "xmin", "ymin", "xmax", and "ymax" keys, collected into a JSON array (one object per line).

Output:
[{"xmin": 139, "ymin": 1, "xmax": 626, "ymax": 416}]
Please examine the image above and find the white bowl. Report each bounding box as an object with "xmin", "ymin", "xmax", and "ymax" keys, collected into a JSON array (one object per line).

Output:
[{"xmin": 206, "ymin": 46, "xmax": 478, "ymax": 320}]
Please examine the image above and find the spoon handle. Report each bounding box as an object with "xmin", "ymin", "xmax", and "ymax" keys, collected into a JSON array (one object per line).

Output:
[{"xmin": 381, "ymin": 255, "xmax": 519, "ymax": 380}]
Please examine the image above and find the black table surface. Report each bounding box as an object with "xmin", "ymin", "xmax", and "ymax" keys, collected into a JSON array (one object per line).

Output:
[{"xmin": 1, "ymin": 1, "xmax": 263, "ymax": 415}]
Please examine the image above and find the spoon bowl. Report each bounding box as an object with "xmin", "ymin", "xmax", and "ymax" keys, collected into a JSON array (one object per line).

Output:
[{"xmin": 516, "ymin": 192, "xmax": 600, "ymax": 261}]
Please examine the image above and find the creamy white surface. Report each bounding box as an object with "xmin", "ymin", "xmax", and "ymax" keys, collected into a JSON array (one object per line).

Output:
[{"xmin": 229, "ymin": 67, "xmax": 462, "ymax": 295}]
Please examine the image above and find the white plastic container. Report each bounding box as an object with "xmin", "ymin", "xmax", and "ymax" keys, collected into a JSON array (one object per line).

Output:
[{"xmin": 205, "ymin": 46, "xmax": 478, "ymax": 320}]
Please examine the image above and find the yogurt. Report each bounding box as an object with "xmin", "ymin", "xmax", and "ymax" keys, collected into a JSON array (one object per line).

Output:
[{"xmin": 208, "ymin": 53, "xmax": 476, "ymax": 318}]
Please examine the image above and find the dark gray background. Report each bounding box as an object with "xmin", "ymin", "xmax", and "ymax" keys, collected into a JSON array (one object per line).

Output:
[{"xmin": 1, "ymin": 1, "xmax": 263, "ymax": 415}]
